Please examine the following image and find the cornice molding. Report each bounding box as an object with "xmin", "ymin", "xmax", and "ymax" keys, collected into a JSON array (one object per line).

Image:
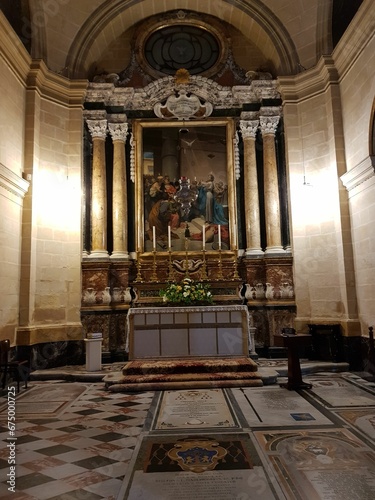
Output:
[
  {"xmin": 0, "ymin": 11, "xmax": 31, "ymax": 85},
  {"xmin": 278, "ymin": 56, "xmax": 339, "ymax": 103},
  {"xmin": 0, "ymin": 163, "xmax": 30, "ymax": 205},
  {"xmin": 27, "ymin": 60, "xmax": 88, "ymax": 107},
  {"xmin": 340, "ymin": 155, "xmax": 375, "ymax": 193}
]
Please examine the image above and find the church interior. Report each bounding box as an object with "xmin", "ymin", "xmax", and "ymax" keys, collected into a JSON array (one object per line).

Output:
[{"xmin": 0, "ymin": 0, "xmax": 374, "ymax": 498}]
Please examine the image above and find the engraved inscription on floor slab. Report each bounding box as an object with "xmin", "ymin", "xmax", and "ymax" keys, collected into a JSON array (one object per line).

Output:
[
  {"xmin": 126, "ymin": 469, "xmax": 277, "ymax": 500},
  {"xmin": 233, "ymin": 387, "xmax": 332, "ymax": 427},
  {"xmin": 17, "ymin": 383, "xmax": 87, "ymax": 402},
  {"xmin": 154, "ymin": 389, "xmax": 238, "ymax": 430},
  {"xmin": 0, "ymin": 383, "xmax": 89, "ymax": 418},
  {"xmin": 308, "ymin": 378, "xmax": 375, "ymax": 407},
  {"xmin": 9, "ymin": 401, "xmax": 66, "ymax": 415}
]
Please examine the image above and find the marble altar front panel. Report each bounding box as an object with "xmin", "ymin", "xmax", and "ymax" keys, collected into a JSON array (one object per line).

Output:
[{"xmin": 127, "ymin": 305, "xmax": 250, "ymax": 359}]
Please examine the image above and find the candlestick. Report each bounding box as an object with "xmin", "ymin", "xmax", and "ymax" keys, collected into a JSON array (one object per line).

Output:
[
  {"xmin": 150, "ymin": 249, "xmax": 158, "ymax": 282},
  {"xmin": 168, "ymin": 225, "xmax": 171, "ymax": 250},
  {"xmin": 152, "ymin": 226, "xmax": 156, "ymax": 250},
  {"xmin": 135, "ymin": 250, "xmax": 143, "ymax": 282},
  {"xmin": 168, "ymin": 249, "xmax": 175, "ymax": 282},
  {"xmin": 218, "ymin": 225, "xmax": 221, "ymax": 249},
  {"xmin": 202, "ymin": 225, "xmax": 205, "ymax": 250}
]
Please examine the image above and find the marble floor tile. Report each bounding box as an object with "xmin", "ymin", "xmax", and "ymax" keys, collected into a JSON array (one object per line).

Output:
[{"xmin": 1, "ymin": 368, "xmax": 374, "ymax": 499}]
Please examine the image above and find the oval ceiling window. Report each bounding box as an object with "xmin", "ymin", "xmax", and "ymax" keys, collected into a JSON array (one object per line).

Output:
[{"xmin": 144, "ymin": 25, "xmax": 221, "ymax": 76}]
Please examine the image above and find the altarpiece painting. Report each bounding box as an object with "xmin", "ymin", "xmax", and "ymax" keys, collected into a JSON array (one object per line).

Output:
[{"xmin": 134, "ymin": 119, "xmax": 237, "ymax": 254}]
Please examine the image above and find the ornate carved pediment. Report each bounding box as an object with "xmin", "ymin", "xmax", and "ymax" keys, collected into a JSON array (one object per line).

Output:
[
  {"xmin": 154, "ymin": 89, "xmax": 213, "ymax": 120},
  {"xmin": 85, "ymin": 75, "xmax": 281, "ymax": 114}
]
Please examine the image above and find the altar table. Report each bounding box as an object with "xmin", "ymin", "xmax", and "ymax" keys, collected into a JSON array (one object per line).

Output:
[{"xmin": 126, "ymin": 305, "xmax": 250, "ymax": 360}]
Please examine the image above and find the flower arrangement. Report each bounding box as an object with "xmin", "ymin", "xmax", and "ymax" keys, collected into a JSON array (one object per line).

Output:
[{"xmin": 160, "ymin": 278, "xmax": 213, "ymax": 306}]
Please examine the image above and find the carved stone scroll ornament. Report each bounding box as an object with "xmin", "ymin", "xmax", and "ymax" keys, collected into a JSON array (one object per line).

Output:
[{"xmin": 154, "ymin": 89, "xmax": 213, "ymax": 120}]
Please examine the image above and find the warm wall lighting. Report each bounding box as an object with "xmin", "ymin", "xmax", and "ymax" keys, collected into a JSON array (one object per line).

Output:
[
  {"xmin": 292, "ymin": 168, "xmax": 339, "ymax": 226},
  {"xmin": 35, "ymin": 168, "xmax": 81, "ymax": 232}
]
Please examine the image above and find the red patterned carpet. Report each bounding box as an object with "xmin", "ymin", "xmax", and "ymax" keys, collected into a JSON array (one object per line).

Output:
[{"xmin": 104, "ymin": 357, "xmax": 263, "ymax": 391}]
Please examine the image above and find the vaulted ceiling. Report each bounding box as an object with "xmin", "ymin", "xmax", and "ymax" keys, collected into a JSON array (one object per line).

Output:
[{"xmin": 0, "ymin": 0, "xmax": 364, "ymax": 79}]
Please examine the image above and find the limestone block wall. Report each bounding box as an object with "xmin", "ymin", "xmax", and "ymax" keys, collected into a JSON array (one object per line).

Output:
[
  {"xmin": 0, "ymin": 13, "xmax": 88, "ymax": 346},
  {"xmin": 278, "ymin": 0, "xmax": 374, "ymax": 339},
  {"xmin": 335, "ymin": 0, "xmax": 375, "ymax": 170},
  {"xmin": 335, "ymin": 0, "xmax": 375, "ymax": 334},
  {"xmin": 0, "ymin": 14, "xmax": 30, "ymax": 342},
  {"xmin": 279, "ymin": 54, "xmax": 361, "ymax": 340},
  {"xmin": 16, "ymin": 61, "xmax": 87, "ymax": 347}
]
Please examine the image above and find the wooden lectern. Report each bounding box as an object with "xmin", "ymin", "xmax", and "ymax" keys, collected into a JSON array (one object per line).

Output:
[{"xmin": 274, "ymin": 333, "xmax": 312, "ymax": 390}]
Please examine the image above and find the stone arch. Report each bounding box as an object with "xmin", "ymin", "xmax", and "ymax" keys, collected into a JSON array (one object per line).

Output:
[
  {"xmin": 316, "ymin": 0, "xmax": 334, "ymax": 59},
  {"xmin": 371, "ymin": 97, "xmax": 375, "ymax": 156},
  {"xmin": 28, "ymin": 0, "xmax": 47, "ymax": 61},
  {"xmin": 65, "ymin": 0, "xmax": 300, "ymax": 79}
]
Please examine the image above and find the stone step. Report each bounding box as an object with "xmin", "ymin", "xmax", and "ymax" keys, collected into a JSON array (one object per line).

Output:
[
  {"xmin": 121, "ymin": 357, "xmax": 258, "ymax": 375},
  {"xmin": 105, "ymin": 369, "xmax": 262, "ymax": 385},
  {"xmin": 106, "ymin": 378, "xmax": 263, "ymax": 392}
]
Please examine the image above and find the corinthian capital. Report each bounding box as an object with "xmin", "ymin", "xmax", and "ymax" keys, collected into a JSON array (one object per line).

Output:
[
  {"xmin": 86, "ymin": 119, "xmax": 108, "ymax": 139},
  {"xmin": 108, "ymin": 122, "xmax": 129, "ymax": 142},
  {"xmin": 259, "ymin": 116, "xmax": 280, "ymax": 136},
  {"xmin": 240, "ymin": 120, "xmax": 259, "ymax": 139}
]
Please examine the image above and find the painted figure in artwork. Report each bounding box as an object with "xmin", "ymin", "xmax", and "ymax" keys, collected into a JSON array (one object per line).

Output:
[{"xmin": 197, "ymin": 174, "xmax": 228, "ymax": 225}]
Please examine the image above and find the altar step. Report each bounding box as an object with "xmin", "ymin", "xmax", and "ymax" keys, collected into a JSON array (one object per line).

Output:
[{"xmin": 104, "ymin": 357, "xmax": 263, "ymax": 392}]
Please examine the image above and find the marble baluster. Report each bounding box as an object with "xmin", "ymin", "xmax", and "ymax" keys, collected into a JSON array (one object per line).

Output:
[
  {"xmin": 240, "ymin": 118, "xmax": 263, "ymax": 257},
  {"xmin": 260, "ymin": 115, "xmax": 284, "ymax": 255},
  {"xmin": 86, "ymin": 119, "xmax": 108, "ymax": 258},
  {"xmin": 108, "ymin": 122, "xmax": 129, "ymax": 259}
]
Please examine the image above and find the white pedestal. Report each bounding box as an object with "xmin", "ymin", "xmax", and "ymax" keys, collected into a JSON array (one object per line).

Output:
[{"xmin": 84, "ymin": 339, "xmax": 102, "ymax": 371}]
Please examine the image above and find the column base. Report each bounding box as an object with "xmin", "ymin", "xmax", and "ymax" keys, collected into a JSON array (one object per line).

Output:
[
  {"xmin": 88, "ymin": 250, "xmax": 109, "ymax": 259},
  {"xmin": 264, "ymin": 246, "xmax": 285, "ymax": 256},
  {"xmin": 245, "ymin": 248, "xmax": 264, "ymax": 258},
  {"xmin": 110, "ymin": 251, "xmax": 129, "ymax": 260}
]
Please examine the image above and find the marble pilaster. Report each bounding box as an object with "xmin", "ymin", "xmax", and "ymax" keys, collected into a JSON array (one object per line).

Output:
[
  {"xmin": 108, "ymin": 122, "xmax": 129, "ymax": 259},
  {"xmin": 240, "ymin": 119, "xmax": 263, "ymax": 257},
  {"xmin": 260, "ymin": 115, "xmax": 284, "ymax": 255},
  {"xmin": 86, "ymin": 119, "xmax": 108, "ymax": 258}
]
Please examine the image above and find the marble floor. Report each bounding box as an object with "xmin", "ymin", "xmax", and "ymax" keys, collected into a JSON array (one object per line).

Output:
[{"xmin": 0, "ymin": 362, "xmax": 374, "ymax": 499}]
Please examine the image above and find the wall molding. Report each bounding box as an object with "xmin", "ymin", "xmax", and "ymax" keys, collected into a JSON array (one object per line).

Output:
[
  {"xmin": 340, "ymin": 155, "xmax": 375, "ymax": 195},
  {"xmin": 0, "ymin": 163, "xmax": 30, "ymax": 205}
]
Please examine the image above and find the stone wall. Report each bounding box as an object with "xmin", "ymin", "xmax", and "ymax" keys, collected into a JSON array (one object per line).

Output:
[
  {"xmin": 0, "ymin": 14, "xmax": 30, "ymax": 342},
  {"xmin": 336, "ymin": 4, "xmax": 375, "ymax": 336}
]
